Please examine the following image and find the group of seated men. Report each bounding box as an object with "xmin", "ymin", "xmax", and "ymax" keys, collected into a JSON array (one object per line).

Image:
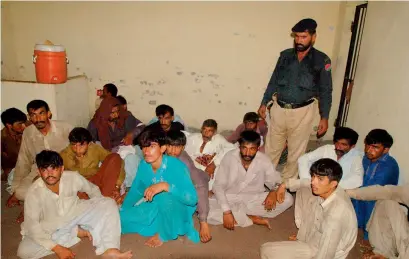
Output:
[{"xmin": 1, "ymin": 82, "xmax": 406, "ymax": 259}]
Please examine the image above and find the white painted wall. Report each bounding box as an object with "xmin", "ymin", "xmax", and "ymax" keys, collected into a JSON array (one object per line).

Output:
[
  {"xmin": 1, "ymin": 1, "xmax": 343, "ymax": 131},
  {"xmin": 1, "ymin": 76, "xmax": 90, "ymax": 127},
  {"xmin": 347, "ymin": 2, "xmax": 409, "ymax": 183}
]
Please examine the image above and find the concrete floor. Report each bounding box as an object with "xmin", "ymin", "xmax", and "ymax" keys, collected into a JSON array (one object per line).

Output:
[{"xmin": 1, "ymin": 182, "xmax": 362, "ymax": 259}]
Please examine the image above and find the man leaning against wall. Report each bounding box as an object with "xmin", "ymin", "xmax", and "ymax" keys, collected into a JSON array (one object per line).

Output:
[{"xmin": 258, "ymin": 18, "xmax": 333, "ymax": 181}]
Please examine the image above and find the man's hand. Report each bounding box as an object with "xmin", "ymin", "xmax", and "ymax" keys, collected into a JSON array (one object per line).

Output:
[
  {"xmin": 258, "ymin": 105, "xmax": 267, "ymax": 120},
  {"xmin": 263, "ymin": 191, "xmax": 277, "ymax": 211},
  {"xmin": 111, "ymin": 189, "xmax": 121, "ymax": 201},
  {"xmin": 222, "ymin": 211, "xmax": 236, "ymax": 230},
  {"xmin": 317, "ymin": 118, "xmax": 328, "ymax": 138},
  {"xmin": 52, "ymin": 245, "xmax": 76, "ymax": 259},
  {"xmin": 115, "ymin": 193, "xmax": 127, "ymax": 205},
  {"xmin": 288, "ymin": 234, "xmax": 297, "ymax": 241},
  {"xmin": 205, "ymin": 162, "xmax": 216, "ymax": 179},
  {"xmin": 276, "ymin": 184, "xmax": 287, "ymax": 204},
  {"xmin": 77, "ymin": 192, "xmax": 89, "ymax": 200},
  {"xmin": 6, "ymin": 193, "xmax": 20, "ymax": 208},
  {"xmin": 144, "ymin": 182, "xmax": 169, "ymax": 202},
  {"xmin": 121, "ymin": 133, "xmax": 133, "ymax": 146}
]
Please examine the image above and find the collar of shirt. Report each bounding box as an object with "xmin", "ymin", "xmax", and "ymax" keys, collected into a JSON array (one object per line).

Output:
[
  {"xmin": 290, "ymin": 47, "xmax": 315, "ymax": 61},
  {"xmin": 320, "ymin": 187, "xmax": 342, "ymax": 209}
]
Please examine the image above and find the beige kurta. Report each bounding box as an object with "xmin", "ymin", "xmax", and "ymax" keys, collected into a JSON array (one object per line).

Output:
[
  {"xmin": 347, "ymin": 185, "xmax": 409, "ymax": 259},
  {"xmin": 11, "ymin": 121, "xmax": 73, "ymax": 200},
  {"xmin": 261, "ymin": 179, "xmax": 357, "ymax": 259},
  {"xmin": 209, "ymin": 149, "xmax": 293, "ymax": 227}
]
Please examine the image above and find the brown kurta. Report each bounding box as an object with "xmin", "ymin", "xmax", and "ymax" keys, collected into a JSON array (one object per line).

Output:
[{"xmin": 1, "ymin": 127, "xmax": 22, "ymax": 171}]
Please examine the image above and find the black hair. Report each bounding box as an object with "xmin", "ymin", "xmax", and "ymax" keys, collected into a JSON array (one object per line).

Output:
[
  {"xmin": 202, "ymin": 119, "xmax": 218, "ymax": 130},
  {"xmin": 26, "ymin": 100, "xmax": 50, "ymax": 113},
  {"xmin": 166, "ymin": 130, "xmax": 187, "ymax": 146},
  {"xmin": 36, "ymin": 150, "xmax": 64, "ymax": 169},
  {"xmin": 243, "ymin": 112, "xmax": 260, "ymax": 123},
  {"xmin": 68, "ymin": 127, "xmax": 92, "ymax": 144},
  {"xmin": 333, "ymin": 127, "xmax": 359, "ymax": 146},
  {"xmin": 116, "ymin": 95, "xmax": 127, "ymax": 105},
  {"xmin": 155, "ymin": 104, "xmax": 174, "ymax": 116},
  {"xmin": 310, "ymin": 158, "xmax": 343, "ymax": 183},
  {"xmin": 103, "ymin": 83, "xmax": 118, "ymax": 97},
  {"xmin": 137, "ymin": 130, "xmax": 166, "ymax": 147},
  {"xmin": 1, "ymin": 108, "xmax": 27, "ymax": 126},
  {"xmin": 238, "ymin": 130, "xmax": 261, "ymax": 147},
  {"xmin": 364, "ymin": 129, "xmax": 393, "ymax": 148}
]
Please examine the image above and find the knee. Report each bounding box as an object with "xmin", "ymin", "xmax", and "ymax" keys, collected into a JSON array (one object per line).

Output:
[
  {"xmin": 374, "ymin": 200, "xmax": 400, "ymax": 215},
  {"xmin": 17, "ymin": 239, "xmax": 34, "ymax": 259},
  {"xmin": 260, "ymin": 242, "xmax": 274, "ymax": 259},
  {"xmin": 105, "ymin": 153, "xmax": 121, "ymax": 163}
]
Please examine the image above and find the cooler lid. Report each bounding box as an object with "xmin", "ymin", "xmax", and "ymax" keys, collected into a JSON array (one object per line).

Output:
[{"xmin": 34, "ymin": 44, "xmax": 65, "ymax": 52}]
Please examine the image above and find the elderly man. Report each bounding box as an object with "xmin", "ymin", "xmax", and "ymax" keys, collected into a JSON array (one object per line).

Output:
[
  {"xmin": 17, "ymin": 150, "xmax": 132, "ymax": 259},
  {"xmin": 7, "ymin": 100, "xmax": 72, "ymax": 223},
  {"xmin": 209, "ymin": 131, "xmax": 293, "ymax": 230},
  {"xmin": 184, "ymin": 119, "xmax": 235, "ymax": 190},
  {"xmin": 347, "ymin": 184, "xmax": 408, "ymax": 259},
  {"xmin": 298, "ymin": 126, "xmax": 363, "ymax": 189},
  {"xmin": 258, "ymin": 18, "xmax": 333, "ymax": 182},
  {"xmin": 261, "ymin": 159, "xmax": 357, "ymax": 259}
]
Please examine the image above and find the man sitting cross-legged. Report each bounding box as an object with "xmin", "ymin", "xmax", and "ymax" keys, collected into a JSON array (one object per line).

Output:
[
  {"xmin": 17, "ymin": 150, "xmax": 132, "ymax": 259},
  {"xmin": 208, "ymin": 130, "xmax": 293, "ymax": 230},
  {"xmin": 60, "ymin": 127, "xmax": 125, "ymax": 201},
  {"xmin": 165, "ymin": 130, "xmax": 212, "ymax": 243},
  {"xmin": 119, "ymin": 130, "xmax": 199, "ymax": 247},
  {"xmin": 347, "ymin": 184, "xmax": 409, "ymax": 259},
  {"xmin": 260, "ymin": 158, "xmax": 357, "ymax": 259}
]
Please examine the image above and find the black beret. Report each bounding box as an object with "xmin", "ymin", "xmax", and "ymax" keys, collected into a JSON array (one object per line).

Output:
[{"xmin": 292, "ymin": 18, "xmax": 317, "ymax": 32}]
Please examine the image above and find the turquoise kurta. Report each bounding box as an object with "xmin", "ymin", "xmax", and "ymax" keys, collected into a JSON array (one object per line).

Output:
[{"xmin": 120, "ymin": 155, "xmax": 199, "ymax": 243}]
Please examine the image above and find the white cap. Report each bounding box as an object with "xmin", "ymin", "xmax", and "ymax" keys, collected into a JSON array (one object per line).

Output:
[{"xmin": 34, "ymin": 44, "xmax": 65, "ymax": 52}]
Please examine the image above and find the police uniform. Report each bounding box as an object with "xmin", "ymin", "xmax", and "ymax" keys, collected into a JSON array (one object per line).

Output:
[{"xmin": 261, "ymin": 18, "xmax": 333, "ymax": 181}]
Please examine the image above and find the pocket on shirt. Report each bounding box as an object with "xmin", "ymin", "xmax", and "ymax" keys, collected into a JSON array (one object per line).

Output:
[{"xmin": 298, "ymin": 72, "xmax": 315, "ymax": 91}]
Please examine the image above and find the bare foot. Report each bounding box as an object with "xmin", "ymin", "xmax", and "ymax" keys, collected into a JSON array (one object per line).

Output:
[
  {"xmin": 199, "ymin": 222, "xmax": 212, "ymax": 243},
  {"xmin": 16, "ymin": 211, "xmax": 24, "ymax": 224},
  {"xmin": 288, "ymin": 234, "xmax": 297, "ymax": 241},
  {"xmin": 248, "ymin": 215, "xmax": 271, "ymax": 229},
  {"xmin": 359, "ymin": 239, "xmax": 373, "ymax": 252},
  {"xmin": 77, "ymin": 227, "xmax": 93, "ymax": 241},
  {"xmin": 102, "ymin": 248, "xmax": 133, "ymax": 259},
  {"xmin": 362, "ymin": 250, "xmax": 375, "ymax": 259},
  {"xmin": 144, "ymin": 234, "xmax": 163, "ymax": 248}
]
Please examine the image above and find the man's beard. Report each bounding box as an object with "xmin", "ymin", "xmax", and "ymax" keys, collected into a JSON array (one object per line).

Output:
[
  {"xmin": 294, "ymin": 41, "xmax": 312, "ymax": 52},
  {"xmin": 335, "ymin": 149, "xmax": 347, "ymax": 157},
  {"xmin": 240, "ymin": 153, "xmax": 256, "ymax": 162},
  {"xmin": 34, "ymin": 121, "xmax": 47, "ymax": 129}
]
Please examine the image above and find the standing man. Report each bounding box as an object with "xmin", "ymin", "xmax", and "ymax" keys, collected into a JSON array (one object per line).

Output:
[{"xmin": 258, "ymin": 18, "xmax": 333, "ymax": 181}]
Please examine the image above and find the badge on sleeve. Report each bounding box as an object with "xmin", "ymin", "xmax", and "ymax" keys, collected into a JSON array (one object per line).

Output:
[{"xmin": 325, "ymin": 63, "xmax": 331, "ymax": 71}]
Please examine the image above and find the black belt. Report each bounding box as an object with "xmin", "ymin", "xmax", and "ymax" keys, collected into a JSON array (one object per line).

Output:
[{"xmin": 276, "ymin": 99, "xmax": 314, "ymax": 109}]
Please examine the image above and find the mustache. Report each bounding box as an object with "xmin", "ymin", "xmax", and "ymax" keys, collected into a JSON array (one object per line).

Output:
[
  {"xmin": 335, "ymin": 149, "xmax": 346, "ymax": 155},
  {"xmin": 34, "ymin": 121, "xmax": 46, "ymax": 124},
  {"xmin": 46, "ymin": 176, "xmax": 56, "ymax": 180}
]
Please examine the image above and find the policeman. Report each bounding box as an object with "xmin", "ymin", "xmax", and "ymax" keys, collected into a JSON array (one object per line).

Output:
[{"xmin": 258, "ymin": 18, "xmax": 333, "ymax": 181}]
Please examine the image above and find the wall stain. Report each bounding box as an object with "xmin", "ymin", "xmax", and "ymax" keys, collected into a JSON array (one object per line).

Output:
[
  {"xmin": 214, "ymin": 94, "xmax": 218, "ymax": 97},
  {"xmin": 140, "ymin": 81, "xmax": 148, "ymax": 85},
  {"xmin": 176, "ymin": 71, "xmax": 183, "ymax": 76},
  {"xmin": 157, "ymin": 79, "xmax": 166, "ymax": 85},
  {"xmin": 218, "ymin": 100, "xmax": 222, "ymax": 103},
  {"xmin": 149, "ymin": 100, "xmax": 157, "ymax": 105},
  {"xmin": 208, "ymin": 73, "xmax": 219, "ymax": 79},
  {"xmin": 148, "ymin": 83, "xmax": 153, "ymax": 86},
  {"xmin": 234, "ymin": 32, "xmax": 240, "ymax": 36},
  {"xmin": 120, "ymin": 79, "xmax": 126, "ymax": 83},
  {"xmin": 239, "ymin": 102, "xmax": 243, "ymax": 105},
  {"xmin": 191, "ymin": 72, "xmax": 196, "ymax": 76}
]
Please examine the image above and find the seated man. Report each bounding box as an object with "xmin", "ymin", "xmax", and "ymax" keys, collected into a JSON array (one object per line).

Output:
[
  {"xmin": 226, "ymin": 112, "xmax": 268, "ymax": 152},
  {"xmin": 355, "ymin": 129, "xmax": 399, "ymax": 244},
  {"xmin": 95, "ymin": 83, "xmax": 118, "ymax": 111},
  {"xmin": 184, "ymin": 119, "xmax": 235, "ymax": 190},
  {"xmin": 209, "ymin": 131, "xmax": 293, "ymax": 229},
  {"xmin": 119, "ymin": 130, "xmax": 199, "ymax": 247},
  {"xmin": 260, "ymin": 158, "xmax": 357, "ymax": 259},
  {"xmin": 165, "ymin": 130, "xmax": 211, "ymax": 243},
  {"xmin": 143, "ymin": 104, "xmax": 185, "ymax": 134},
  {"xmin": 87, "ymin": 96, "xmax": 140, "ymax": 188},
  {"xmin": 17, "ymin": 150, "xmax": 132, "ymax": 259},
  {"xmin": 298, "ymin": 126, "xmax": 364, "ymax": 189},
  {"xmin": 60, "ymin": 127, "xmax": 125, "ymax": 199},
  {"xmin": 1, "ymin": 108, "xmax": 28, "ymax": 180},
  {"xmin": 7, "ymin": 100, "xmax": 72, "ymax": 222},
  {"xmin": 347, "ymin": 184, "xmax": 408, "ymax": 259},
  {"xmin": 116, "ymin": 95, "xmax": 145, "ymax": 138},
  {"xmin": 88, "ymin": 96, "xmax": 135, "ymax": 150}
]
